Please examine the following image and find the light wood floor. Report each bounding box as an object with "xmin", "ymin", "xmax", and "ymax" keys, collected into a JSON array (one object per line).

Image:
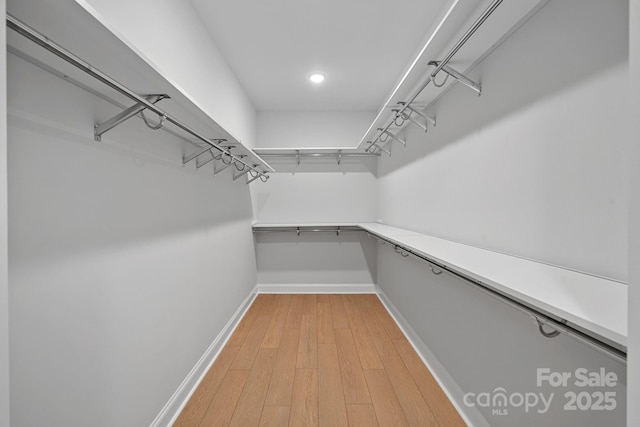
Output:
[{"xmin": 174, "ymin": 294, "xmax": 466, "ymax": 427}]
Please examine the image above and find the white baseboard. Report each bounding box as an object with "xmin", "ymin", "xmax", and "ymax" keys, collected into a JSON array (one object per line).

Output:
[
  {"xmin": 150, "ymin": 289, "xmax": 258, "ymax": 427},
  {"xmin": 255, "ymin": 283, "xmax": 377, "ymax": 294},
  {"xmin": 375, "ymin": 286, "xmax": 491, "ymax": 427}
]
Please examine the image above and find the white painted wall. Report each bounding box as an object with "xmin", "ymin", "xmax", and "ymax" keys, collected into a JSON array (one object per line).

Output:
[
  {"xmin": 0, "ymin": 1, "xmax": 10, "ymax": 426},
  {"xmin": 628, "ymin": 0, "xmax": 639, "ymax": 425},
  {"xmin": 253, "ymin": 113, "xmax": 378, "ymax": 286},
  {"xmin": 253, "ymin": 162, "xmax": 377, "ymax": 224},
  {"xmin": 378, "ymin": 0, "xmax": 628, "ymax": 283},
  {"xmin": 257, "ymin": 111, "xmax": 374, "ymax": 148},
  {"xmin": 255, "ymin": 231, "xmax": 377, "ymax": 288},
  {"xmin": 375, "ymin": 0, "xmax": 629, "ymax": 425},
  {"xmin": 377, "ymin": 246, "xmax": 626, "ymax": 427},
  {"xmin": 252, "ymin": 163, "xmax": 378, "ymax": 287},
  {"xmin": 76, "ymin": 0, "xmax": 257, "ymax": 147},
  {"xmin": 7, "ymin": 42, "xmax": 257, "ymax": 427}
]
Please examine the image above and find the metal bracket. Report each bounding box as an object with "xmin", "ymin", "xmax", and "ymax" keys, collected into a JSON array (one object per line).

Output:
[
  {"xmin": 398, "ymin": 101, "xmax": 436, "ymax": 126},
  {"xmin": 296, "ymin": 150, "xmax": 300, "ymax": 166},
  {"xmin": 183, "ymin": 139, "xmax": 227, "ymax": 165},
  {"xmin": 378, "ymin": 128, "xmax": 405, "ymax": 147},
  {"xmin": 246, "ymin": 171, "xmax": 263, "ymax": 185},
  {"xmin": 94, "ymin": 94, "xmax": 169, "ymax": 141},
  {"xmin": 337, "ymin": 149, "xmax": 342, "ymax": 166},
  {"xmin": 196, "ymin": 150, "xmax": 217, "ymax": 169},
  {"xmin": 370, "ymin": 142, "xmax": 391, "ymax": 156},
  {"xmin": 536, "ymin": 317, "xmax": 566, "ymax": 339},
  {"xmin": 429, "ymin": 61, "xmax": 481, "ymax": 96},
  {"xmin": 214, "ymin": 160, "xmax": 233, "ymax": 175},
  {"xmin": 233, "ymin": 166, "xmax": 252, "ymax": 181}
]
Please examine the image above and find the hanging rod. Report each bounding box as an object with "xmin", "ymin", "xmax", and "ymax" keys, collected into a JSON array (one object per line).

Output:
[
  {"xmin": 366, "ymin": 0, "xmax": 502, "ymax": 154},
  {"xmin": 365, "ymin": 231, "xmax": 626, "ymax": 364},
  {"xmin": 254, "ymin": 150, "xmax": 380, "ymax": 166},
  {"xmin": 253, "ymin": 225, "xmax": 362, "ymax": 236},
  {"xmin": 6, "ymin": 14, "xmax": 270, "ymax": 183}
]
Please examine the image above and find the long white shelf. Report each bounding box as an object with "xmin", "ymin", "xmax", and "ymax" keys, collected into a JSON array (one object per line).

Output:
[{"xmin": 253, "ymin": 222, "xmax": 628, "ymax": 354}]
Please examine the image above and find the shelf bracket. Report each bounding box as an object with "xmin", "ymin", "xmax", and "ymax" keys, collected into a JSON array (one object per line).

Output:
[
  {"xmin": 94, "ymin": 94, "xmax": 169, "ymax": 142},
  {"xmin": 379, "ymin": 129, "xmax": 405, "ymax": 147},
  {"xmin": 183, "ymin": 139, "xmax": 227, "ymax": 165},
  {"xmin": 429, "ymin": 61, "xmax": 481, "ymax": 96},
  {"xmin": 397, "ymin": 102, "xmax": 436, "ymax": 126},
  {"xmin": 296, "ymin": 149, "xmax": 300, "ymax": 166},
  {"xmin": 394, "ymin": 108, "xmax": 428, "ymax": 133},
  {"xmin": 536, "ymin": 317, "xmax": 566, "ymax": 339},
  {"xmin": 233, "ymin": 166, "xmax": 252, "ymax": 181},
  {"xmin": 214, "ymin": 160, "xmax": 233, "ymax": 175},
  {"xmin": 246, "ymin": 172, "xmax": 263, "ymax": 185},
  {"xmin": 337, "ymin": 149, "xmax": 342, "ymax": 165},
  {"xmin": 367, "ymin": 141, "xmax": 391, "ymax": 156}
]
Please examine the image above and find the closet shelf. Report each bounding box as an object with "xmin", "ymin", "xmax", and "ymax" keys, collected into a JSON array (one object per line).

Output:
[
  {"xmin": 253, "ymin": 148, "xmax": 379, "ymax": 166},
  {"xmin": 358, "ymin": 0, "xmax": 550, "ymax": 154},
  {"xmin": 6, "ymin": 9, "xmax": 273, "ymax": 184},
  {"xmin": 253, "ymin": 222, "xmax": 627, "ymax": 363}
]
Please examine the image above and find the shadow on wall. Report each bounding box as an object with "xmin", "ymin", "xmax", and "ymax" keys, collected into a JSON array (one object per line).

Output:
[{"xmin": 378, "ymin": 0, "xmax": 628, "ymax": 176}]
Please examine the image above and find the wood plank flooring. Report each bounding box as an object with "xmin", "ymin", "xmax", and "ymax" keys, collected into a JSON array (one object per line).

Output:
[{"xmin": 174, "ymin": 294, "xmax": 466, "ymax": 427}]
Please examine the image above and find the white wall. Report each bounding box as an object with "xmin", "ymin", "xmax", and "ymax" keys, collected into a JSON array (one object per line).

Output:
[
  {"xmin": 375, "ymin": 0, "xmax": 629, "ymax": 425},
  {"xmin": 7, "ymin": 40, "xmax": 257, "ymax": 427},
  {"xmin": 0, "ymin": 1, "xmax": 10, "ymax": 425},
  {"xmin": 257, "ymin": 111, "xmax": 374, "ymax": 148},
  {"xmin": 377, "ymin": 246, "xmax": 626, "ymax": 427},
  {"xmin": 76, "ymin": 0, "xmax": 257, "ymax": 147},
  {"xmin": 253, "ymin": 161, "xmax": 378, "ymax": 224},
  {"xmin": 253, "ymin": 112, "xmax": 378, "ymax": 287},
  {"xmin": 252, "ymin": 161, "xmax": 378, "ymax": 287},
  {"xmin": 378, "ymin": 0, "xmax": 628, "ymax": 283},
  {"xmin": 255, "ymin": 231, "xmax": 377, "ymax": 288},
  {"xmin": 628, "ymin": 0, "xmax": 639, "ymax": 425},
  {"xmin": 253, "ymin": 112, "xmax": 378, "ymax": 224}
]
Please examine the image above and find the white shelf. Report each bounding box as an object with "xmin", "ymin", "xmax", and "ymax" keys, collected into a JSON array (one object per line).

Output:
[
  {"xmin": 252, "ymin": 222, "xmax": 360, "ymax": 229},
  {"xmin": 254, "ymin": 221, "xmax": 628, "ymax": 351},
  {"xmin": 7, "ymin": 1, "xmax": 273, "ymax": 174}
]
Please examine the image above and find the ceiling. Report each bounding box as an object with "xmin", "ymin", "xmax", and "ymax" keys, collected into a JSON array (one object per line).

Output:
[{"xmin": 188, "ymin": 0, "xmax": 450, "ymax": 112}]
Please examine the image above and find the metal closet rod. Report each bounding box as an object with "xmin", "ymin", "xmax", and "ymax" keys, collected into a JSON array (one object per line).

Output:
[
  {"xmin": 367, "ymin": 0, "xmax": 503, "ymax": 154},
  {"xmin": 253, "ymin": 226, "xmax": 362, "ymax": 236},
  {"xmin": 6, "ymin": 14, "xmax": 269, "ymax": 181},
  {"xmin": 256, "ymin": 153, "xmax": 379, "ymax": 158},
  {"xmin": 365, "ymin": 231, "xmax": 627, "ymax": 365}
]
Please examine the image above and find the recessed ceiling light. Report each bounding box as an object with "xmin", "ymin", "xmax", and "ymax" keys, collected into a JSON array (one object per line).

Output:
[{"xmin": 308, "ymin": 72, "xmax": 326, "ymax": 84}]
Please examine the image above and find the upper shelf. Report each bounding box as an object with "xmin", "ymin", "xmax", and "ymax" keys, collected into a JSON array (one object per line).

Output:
[
  {"xmin": 6, "ymin": 0, "xmax": 273, "ymax": 182},
  {"xmin": 357, "ymin": 0, "xmax": 551, "ymax": 152}
]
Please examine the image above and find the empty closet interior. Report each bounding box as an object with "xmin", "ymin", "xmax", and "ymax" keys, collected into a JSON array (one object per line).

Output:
[{"xmin": 3, "ymin": 0, "xmax": 634, "ymax": 426}]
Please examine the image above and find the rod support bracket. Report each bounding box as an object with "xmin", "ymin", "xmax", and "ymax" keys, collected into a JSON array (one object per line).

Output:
[
  {"xmin": 94, "ymin": 94, "xmax": 169, "ymax": 142},
  {"xmin": 535, "ymin": 317, "xmax": 566, "ymax": 339},
  {"xmin": 428, "ymin": 61, "xmax": 481, "ymax": 96},
  {"xmin": 183, "ymin": 139, "xmax": 227, "ymax": 165}
]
